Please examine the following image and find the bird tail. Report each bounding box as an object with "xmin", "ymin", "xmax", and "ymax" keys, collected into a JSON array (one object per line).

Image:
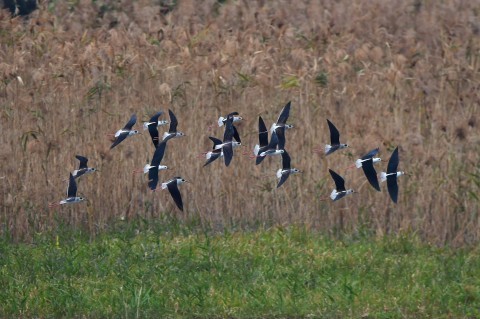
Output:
[
  {"xmin": 355, "ymin": 159, "xmax": 363, "ymax": 168},
  {"xmin": 217, "ymin": 117, "xmax": 225, "ymax": 127},
  {"xmin": 143, "ymin": 122, "xmax": 150, "ymax": 131},
  {"xmin": 330, "ymin": 189, "xmax": 337, "ymax": 201},
  {"xmin": 161, "ymin": 183, "xmax": 168, "ymax": 190},
  {"xmin": 143, "ymin": 164, "xmax": 150, "ymax": 174},
  {"xmin": 380, "ymin": 172, "xmax": 387, "ymax": 182},
  {"xmin": 270, "ymin": 123, "xmax": 276, "ymax": 133},
  {"xmin": 253, "ymin": 144, "xmax": 260, "ymax": 156},
  {"xmin": 324, "ymin": 144, "xmax": 332, "ymax": 154},
  {"xmin": 276, "ymin": 169, "xmax": 283, "ymax": 179}
]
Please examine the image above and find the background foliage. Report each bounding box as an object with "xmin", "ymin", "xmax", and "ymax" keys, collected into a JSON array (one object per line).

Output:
[{"xmin": 0, "ymin": 0, "xmax": 479, "ymax": 245}]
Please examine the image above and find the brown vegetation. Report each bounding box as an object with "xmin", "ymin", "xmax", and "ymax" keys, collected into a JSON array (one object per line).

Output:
[{"xmin": 0, "ymin": 0, "xmax": 479, "ymax": 245}]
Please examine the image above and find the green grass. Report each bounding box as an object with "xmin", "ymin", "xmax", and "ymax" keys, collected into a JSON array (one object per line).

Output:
[{"xmin": 0, "ymin": 222, "xmax": 479, "ymax": 318}]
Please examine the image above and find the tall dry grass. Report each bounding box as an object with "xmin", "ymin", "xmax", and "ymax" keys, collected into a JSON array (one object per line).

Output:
[{"xmin": 0, "ymin": 0, "xmax": 479, "ymax": 245}]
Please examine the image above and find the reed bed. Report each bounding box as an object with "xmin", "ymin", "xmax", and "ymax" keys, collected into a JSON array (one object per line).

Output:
[{"xmin": 0, "ymin": 0, "xmax": 479, "ymax": 245}]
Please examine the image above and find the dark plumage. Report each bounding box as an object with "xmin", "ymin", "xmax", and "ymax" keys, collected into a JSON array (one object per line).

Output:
[{"xmin": 110, "ymin": 114, "xmax": 138, "ymax": 149}]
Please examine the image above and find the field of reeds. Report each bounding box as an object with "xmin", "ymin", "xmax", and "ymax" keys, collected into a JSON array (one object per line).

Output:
[{"xmin": 0, "ymin": 0, "xmax": 479, "ymax": 245}]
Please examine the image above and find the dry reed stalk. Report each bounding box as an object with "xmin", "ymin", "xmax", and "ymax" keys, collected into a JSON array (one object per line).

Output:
[{"xmin": 0, "ymin": 0, "xmax": 478, "ymax": 245}]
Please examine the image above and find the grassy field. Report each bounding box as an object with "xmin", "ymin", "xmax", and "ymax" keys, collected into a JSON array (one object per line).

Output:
[
  {"xmin": 1, "ymin": 2, "xmax": 479, "ymax": 317},
  {"xmin": 1, "ymin": 222, "xmax": 479, "ymax": 318}
]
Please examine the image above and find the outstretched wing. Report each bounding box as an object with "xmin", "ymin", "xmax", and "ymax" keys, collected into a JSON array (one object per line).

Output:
[
  {"xmin": 75, "ymin": 155, "xmax": 89, "ymax": 169},
  {"xmin": 267, "ymin": 131, "xmax": 279, "ymax": 150},
  {"xmin": 66, "ymin": 173, "xmax": 77, "ymax": 197},
  {"xmin": 151, "ymin": 141, "xmax": 167, "ymax": 167},
  {"xmin": 258, "ymin": 116, "xmax": 269, "ymax": 147},
  {"xmin": 227, "ymin": 111, "xmax": 239, "ymax": 117},
  {"xmin": 148, "ymin": 125, "xmax": 159, "ymax": 147},
  {"xmin": 361, "ymin": 148, "xmax": 379, "ymax": 160},
  {"xmin": 168, "ymin": 109, "xmax": 178, "ymax": 133},
  {"xmin": 232, "ymin": 125, "xmax": 241, "ymax": 143},
  {"xmin": 148, "ymin": 167, "xmax": 159, "ymax": 191},
  {"xmin": 123, "ymin": 114, "xmax": 137, "ymax": 130},
  {"xmin": 275, "ymin": 127, "xmax": 286, "ymax": 150},
  {"xmin": 167, "ymin": 182, "xmax": 183, "ymax": 211},
  {"xmin": 277, "ymin": 101, "xmax": 291, "ymax": 124},
  {"xmin": 387, "ymin": 147, "xmax": 399, "ymax": 174},
  {"xmin": 327, "ymin": 119, "xmax": 340, "ymax": 145},
  {"xmin": 110, "ymin": 132, "xmax": 128, "ymax": 149},
  {"xmin": 147, "ymin": 112, "xmax": 163, "ymax": 147},
  {"xmin": 361, "ymin": 160, "xmax": 381, "ymax": 192},
  {"xmin": 255, "ymin": 155, "xmax": 266, "ymax": 165},
  {"xmin": 203, "ymin": 151, "xmax": 221, "ymax": 167},
  {"xmin": 281, "ymin": 150, "xmax": 291, "ymax": 169},
  {"xmin": 328, "ymin": 169, "xmax": 346, "ymax": 192},
  {"xmin": 386, "ymin": 175, "xmax": 399, "ymax": 203},
  {"xmin": 209, "ymin": 136, "xmax": 223, "ymax": 148},
  {"xmin": 277, "ymin": 172, "xmax": 290, "ymax": 188},
  {"xmin": 149, "ymin": 111, "xmax": 163, "ymax": 123},
  {"xmin": 223, "ymin": 117, "xmax": 234, "ymax": 143},
  {"xmin": 223, "ymin": 143, "xmax": 233, "ymax": 167}
]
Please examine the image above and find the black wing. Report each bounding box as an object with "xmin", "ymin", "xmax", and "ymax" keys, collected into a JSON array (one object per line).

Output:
[
  {"xmin": 255, "ymin": 154, "xmax": 266, "ymax": 165},
  {"xmin": 223, "ymin": 117, "xmax": 234, "ymax": 143},
  {"xmin": 232, "ymin": 125, "xmax": 241, "ymax": 143},
  {"xmin": 167, "ymin": 182, "xmax": 183, "ymax": 211},
  {"xmin": 327, "ymin": 119, "xmax": 340, "ymax": 145},
  {"xmin": 151, "ymin": 141, "xmax": 167, "ymax": 167},
  {"xmin": 223, "ymin": 143, "xmax": 233, "ymax": 167},
  {"xmin": 150, "ymin": 111, "xmax": 163, "ymax": 123},
  {"xmin": 75, "ymin": 155, "xmax": 89, "ymax": 169},
  {"xmin": 123, "ymin": 114, "xmax": 137, "ymax": 130},
  {"xmin": 168, "ymin": 109, "xmax": 178, "ymax": 133},
  {"xmin": 147, "ymin": 112, "xmax": 163, "ymax": 147},
  {"xmin": 227, "ymin": 111, "xmax": 239, "ymax": 118},
  {"xmin": 209, "ymin": 136, "xmax": 223, "ymax": 148},
  {"xmin": 110, "ymin": 132, "xmax": 129, "ymax": 149},
  {"xmin": 277, "ymin": 101, "xmax": 291, "ymax": 124},
  {"xmin": 277, "ymin": 172, "xmax": 290, "ymax": 188},
  {"xmin": 361, "ymin": 148, "xmax": 379, "ymax": 160},
  {"xmin": 329, "ymin": 169, "xmax": 346, "ymax": 192},
  {"xmin": 386, "ymin": 175, "xmax": 399, "ymax": 203},
  {"xmin": 267, "ymin": 131, "xmax": 279, "ymax": 150},
  {"xmin": 361, "ymin": 159, "xmax": 380, "ymax": 191},
  {"xmin": 258, "ymin": 116, "xmax": 269, "ymax": 147},
  {"xmin": 332, "ymin": 192, "xmax": 347, "ymax": 202},
  {"xmin": 387, "ymin": 147, "xmax": 399, "ymax": 174},
  {"xmin": 148, "ymin": 167, "xmax": 159, "ymax": 191},
  {"xmin": 281, "ymin": 150, "xmax": 291, "ymax": 169},
  {"xmin": 276, "ymin": 127, "xmax": 286, "ymax": 150},
  {"xmin": 66, "ymin": 173, "xmax": 77, "ymax": 197},
  {"xmin": 74, "ymin": 169, "xmax": 87, "ymax": 179},
  {"xmin": 203, "ymin": 151, "xmax": 222, "ymax": 167},
  {"xmin": 148, "ymin": 126, "xmax": 159, "ymax": 147}
]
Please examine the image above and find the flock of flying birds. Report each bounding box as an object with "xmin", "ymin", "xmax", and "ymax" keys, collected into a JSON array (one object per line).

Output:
[{"xmin": 49, "ymin": 102, "xmax": 407, "ymax": 211}]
